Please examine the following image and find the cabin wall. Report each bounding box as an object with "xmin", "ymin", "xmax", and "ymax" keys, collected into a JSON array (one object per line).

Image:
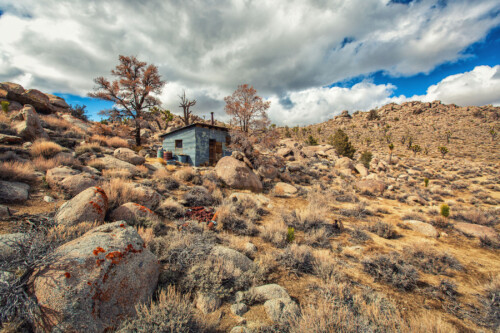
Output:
[
  {"xmin": 162, "ymin": 129, "xmax": 196, "ymax": 165},
  {"xmin": 195, "ymin": 127, "xmax": 230, "ymax": 166}
]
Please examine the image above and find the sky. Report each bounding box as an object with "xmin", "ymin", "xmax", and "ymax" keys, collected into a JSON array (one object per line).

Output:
[{"xmin": 0, "ymin": 0, "xmax": 499, "ymax": 125}]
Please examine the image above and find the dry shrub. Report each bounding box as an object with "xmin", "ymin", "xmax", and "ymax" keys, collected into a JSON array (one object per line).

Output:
[
  {"xmin": 47, "ymin": 221, "xmax": 99, "ymax": 243},
  {"xmin": 216, "ymin": 201, "xmax": 258, "ymax": 236},
  {"xmin": 75, "ymin": 142, "xmax": 102, "ymax": 155},
  {"xmin": 91, "ymin": 123, "xmax": 112, "ymax": 136},
  {"xmin": 62, "ymin": 127, "xmax": 85, "ymax": 139},
  {"xmin": 275, "ymin": 244, "xmax": 314, "ymax": 275},
  {"xmin": 0, "ymin": 161, "xmax": 36, "ymax": 183},
  {"xmin": 402, "ymin": 245, "xmax": 462, "ymax": 275},
  {"xmin": 340, "ymin": 201, "xmax": 372, "ymax": 219},
  {"xmin": 152, "ymin": 168, "xmax": 170, "ymax": 179},
  {"xmin": 313, "ymin": 251, "xmax": 348, "ymax": 281},
  {"xmin": 368, "ymin": 221, "xmax": 399, "ymax": 239},
  {"xmin": 349, "ymin": 227, "xmax": 372, "ymax": 244},
  {"xmin": 101, "ymin": 178, "xmax": 136, "ymax": 209},
  {"xmin": 289, "ymin": 279, "xmax": 406, "ymax": 333},
  {"xmin": 401, "ymin": 211, "xmax": 427, "ymax": 221},
  {"xmin": 135, "ymin": 165, "xmax": 149, "ymax": 177},
  {"xmin": 452, "ymin": 208, "xmax": 498, "ymax": 226},
  {"xmin": 30, "ymin": 140, "xmax": 64, "ymax": 158},
  {"xmin": 41, "ymin": 115, "xmax": 72, "ymax": 130},
  {"xmin": 211, "ymin": 188, "xmax": 223, "ymax": 205},
  {"xmin": 118, "ymin": 286, "xmax": 206, "ymax": 333},
  {"xmin": 261, "ymin": 217, "xmax": 288, "ymax": 248},
  {"xmin": 406, "ymin": 311, "xmax": 459, "ymax": 332},
  {"xmin": 362, "ymin": 253, "xmax": 419, "ymax": 291},
  {"xmin": 108, "ymin": 136, "xmax": 129, "ymax": 148},
  {"xmin": 222, "ymin": 233, "xmax": 256, "ymax": 258},
  {"xmin": 33, "ymin": 155, "xmax": 78, "ymax": 172},
  {"xmin": 174, "ymin": 166, "xmax": 195, "ymax": 182},
  {"xmin": 302, "ymin": 227, "xmax": 331, "ymax": 248},
  {"xmin": 90, "ymin": 134, "xmax": 108, "ymax": 146},
  {"xmin": 156, "ymin": 198, "xmax": 185, "ymax": 220},
  {"xmin": 102, "ymin": 168, "xmax": 133, "ymax": 179},
  {"xmin": 183, "ymin": 186, "xmax": 214, "ymax": 207},
  {"xmin": 87, "ymin": 158, "xmax": 106, "ymax": 171},
  {"xmin": 430, "ymin": 216, "xmax": 452, "ymax": 229}
]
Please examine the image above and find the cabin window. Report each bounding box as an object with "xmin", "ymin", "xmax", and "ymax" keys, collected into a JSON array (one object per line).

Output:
[{"xmin": 175, "ymin": 140, "xmax": 183, "ymax": 148}]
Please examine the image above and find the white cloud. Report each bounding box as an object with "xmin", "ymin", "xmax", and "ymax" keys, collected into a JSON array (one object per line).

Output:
[
  {"xmin": 0, "ymin": 0, "xmax": 499, "ymax": 124},
  {"xmin": 412, "ymin": 65, "xmax": 500, "ymax": 106}
]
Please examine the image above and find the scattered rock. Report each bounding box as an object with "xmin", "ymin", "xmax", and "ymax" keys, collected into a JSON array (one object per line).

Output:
[
  {"xmin": 277, "ymin": 147, "xmax": 293, "ymax": 158},
  {"xmin": 0, "ymin": 181, "xmax": 29, "ymax": 203},
  {"xmin": 237, "ymin": 284, "xmax": 291, "ymax": 303},
  {"xmin": 354, "ymin": 180, "xmax": 386, "ymax": 196},
  {"xmin": 230, "ymin": 327, "xmax": 250, "ymax": 333},
  {"xmin": 354, "ymin": 163, "xmax": 369, "ymax": 177},
  {"xmin": 124, "ymin": 183, "xmax": 162, "ymax": 210},
  {"xmin": 211, "ymin": 246, "xmax": 252, "ymax": 272},
  {"xmin": 264, "ymin": 297, "xmax": 300, "ymax": 323},
  {"xmin": 43, "ymin": 195, "xmax": 55, "ymax": 203},
  {"xmin": 402, "ymin": 220, "xmax": 439, "ymax": 237},
  {"xmin": 215, "ymin": 156, "xmax": 262, "ymax": 192},
  {"xmin": 454, "ymin": 222, "xmax": 498, "ymax": 239},
  {"xmin": 33, "ymin": 222, "xmax": 159, "ymax": 332},
  {"xmin": 231, "ymin": 303, "xmax": 249, "ymax": 316},
  {"xmin": 257, "ymin": 165, "xmax": 278, "ymax": 179},
  {"xmin": 113, "ymin": 147, "xmax": 145, "ymax": 165},
  {"xmin": 58, "ymin": 173, "xmax": 99, "ymax": 197},
  {"xmin": 335, "ymin": 157, "xmax": 354, "ymax": 170},
  {"xmin": 406, "ymin": 195, "xmax": 427, "ymax": 206},
  {"xmin": 0, "ymin": 134, "xmax": 23, "ymax": 144},
  {"xmin": 54, "ymin": 186, "xmax": 108, "ymax": 226},
  {"xmin": 95, "ymin": 155, "xmax": 137, "ymax": 172},
  {"xmin": 196, "ymin": 292, "xmax": 221, "ymax": 314},
  {"xmin": 273, "ymin": 182, "xmax": 298, "ymax": 198},
  {"xmin": 109, "ymin": 202, "xmax": 158, "ymax": 225}
]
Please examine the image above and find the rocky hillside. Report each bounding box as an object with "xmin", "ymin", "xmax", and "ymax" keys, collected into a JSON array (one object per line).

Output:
[
  {"xmin": 282, "ymin": 100, "xmax": 500, "ymax": 162},
  {"xmin": 0, "ymin": 84, "xmax": 499, "ymax": 332}
]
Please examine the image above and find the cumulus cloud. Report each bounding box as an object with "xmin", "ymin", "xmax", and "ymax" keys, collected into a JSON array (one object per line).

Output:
[
  {"xmin": 413, "ymin": 65, "xmax": 500, "ymax": 106},
  {"xmin": 0, "ymin": 0, "xmax": 499, "ymax": 123}
]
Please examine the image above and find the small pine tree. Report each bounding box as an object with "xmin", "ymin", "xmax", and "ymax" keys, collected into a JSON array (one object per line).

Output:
[
  {"xmin": 359, "ymin": 151, "xmax": 373, "ymax": 168},
  {"xmin": 330, "ymin": 129, "xmax": 356, "ymax": 159},
  {"xmin": 306, "ymin": 135, "xmax": 318, "ymax": 146},
  {"xmin": 1, "ymin": 101, "xmax": 9, "ymax": 113},
  {"xmin": 367, "ymin": 109, "xmax": 379, "ymax": 120},
  {"xmin": 388, "ymin": 143, "xmax": 394, "ymax": 164},
  {"xmin": 489, "ymin": 127, "xmax": 497, "ymax": 141},
  {"xmin": 287, "ymin": 227, "xmax": 295, "ymax": 243},
  {"xmin": 438, "ymin": 146, "xmax": 448, "ymax": 158},
  {"xmin": 440, "ymin": 204, "xmax": 450, "ymax": 218},
  {"xmin": 424, "ymin": 177, "xmax": 429, "ymax": 187}
]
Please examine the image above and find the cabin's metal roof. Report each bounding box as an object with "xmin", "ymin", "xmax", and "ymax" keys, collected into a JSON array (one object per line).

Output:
[{"xmin": 159, "ymin": 122, "xmax": 229, "ymax": 138}]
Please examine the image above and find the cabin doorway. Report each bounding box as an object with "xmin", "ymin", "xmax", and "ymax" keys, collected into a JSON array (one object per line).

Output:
[{"xmin": 209, "ymin": 139, "xmax": 223, "ymax": 166}]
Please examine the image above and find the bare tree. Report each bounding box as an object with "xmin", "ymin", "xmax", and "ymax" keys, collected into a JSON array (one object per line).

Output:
[
  {"xmin": 179, "ymin": 91, "xmax": 196, "ymax": 126},
  {"xmin": 89, "ymin": 55, "xmax": 165, "ymax": 146},
  {"xmin": 224, "ymin": 84, "xmax": 270, "ymax": 133}
]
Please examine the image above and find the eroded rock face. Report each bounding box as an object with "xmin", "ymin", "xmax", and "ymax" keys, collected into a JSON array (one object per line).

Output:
[
  {"xmin": 33, "ymin": 222, "xmax": 159, "ymax": 332},
  {"xmin": 215, "ymin": 156, "xmax": 262, "ymax": 192},
  {"xmin": 0, "ymin": 181, "xmax": 29, "ymax": 203},
  {"xmin": 14, "ymin": 105, "xmax": 49, "ymax": 141},
  {"xmin": 54, "ymin": 186, "xmax": 108, "ymax": 226}
]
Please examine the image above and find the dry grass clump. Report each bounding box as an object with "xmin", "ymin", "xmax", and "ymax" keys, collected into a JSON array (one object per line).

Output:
[
  {"xmin": 47, "ymin": 221, "xmax": 99, "ymax": 243},
  {"xmin": 33, "ymin": 155, "xmax": 78, "ymax": 172},
  {"xmin": 183, "ymin": 186, "xmax": 214, "ymax": 207},
  {"xmin": 0, "ymin": 161, "xmax": 36, "ymax": 183},
  {"xmin": 451, "ymin": 208, "xmax": 498, "ymax": 226},
  {"xmin": 137, "ymin": 226, "xmax": 155, "ymax": 247},
  {"xmin": 261, "ymin": 217, "xmax": 288, "ymax": 248},
  {"xmin": 156, "ymin": 198, "xmax": 186, "ymax": 220},
  {"xmin": 87, "ymin": 158, "xmax": 106, "ymax": 171},
  {"xmin": 275, "ymin": 244, "xmax": 314, "ymax": 275},
  {"xmin": 108, "ymin": 136, "xmax": 129, "ymax": 148},
  {"xmin": 135, "ymin": 165, "xmax": 149, "ymax": 177},
  {"xmin": 289, "ymin": 279, "xmax": 406, "ymax": 333},
  {"xmin": 102, "ymin": 168, "xmax": 133, "ymax": 179},
  {"xmin": 30, "ymin": 140, "xmax": 64, "ymax": 158},
  {"xmin": 101, "ymin": 178, "xmax": 136, "ymax": 210},
  {"xmin": 41, "ymin": 115, "xmax": 72, "ymax": 130},
  {"xmin": 367, "ymin": 221, "xmax": 399, "ymax": 239},
  {"xmin": 90, "ymin": 134, "xmax": 108, "ymax": 146},
  {"xmin": 349, "ymin": 227, "xmax": 372, "ymax": 244},
  {"xmin": 302, "ymin": 227, "xmax": 332, "ymax": 248},
  {"xmin": 118, "ymin": 286, "xmax": 206, "ymax": 333},
  {"xmin": 174, "ymin": 166, "xmax": 195, "ymax": 182},
  {"xmin": 402, "ymin": 245, "xmax": 462, "ymax": 275},
  {"xmin": 222, "ymin": 233, "xmax": 256, "ymax": 258},
  {"xmin": 152, "ymin": 167, "xmax": 170, "ymax": 179},
  {"xmin": 362, "ymin": 253, "xmax": 419, "ymax": 291},
  {"xmin": 75, "ymin": 142, "xmax": 102, "ymax": 155},
  {"xmin": 339, "ymin": 201, "xmax": 372, "ymax": 219}
]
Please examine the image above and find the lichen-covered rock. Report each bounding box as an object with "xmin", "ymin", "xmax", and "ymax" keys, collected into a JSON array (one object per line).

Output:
[
  {"xmin": 231, "ymin": 303, "xmax": 249, "ymax": 316},
  {"xmin": 237, "ymin": 284, "xmax": 291, "ymax": 304},
  {"xmin": 109, "ymin": 202, "xmax": 158, "ymax": 225},
  {"xmin": 96, "ymin": 155, "xmax": 137, "ymax": 172},
  {"xmin": 113, "ymin": 148, "xmax": 145, "ymax": 165},
  {"xmin": 0, "ymin": 181, "xmax": 29, "ymax": 203},
  {"xmin": 33, "ymin": 222, "xmax": 159, "ymax": 332},
  {"xmin": 335, "ymin": 157, "xmax": 354, "ymax": 170},
  {"xmin": 54, "ymin": 186, "xmax": 108, "ymax": 226},
  {"xmin": 215, "ymin": 156, "xmax": 262, "ymax": 192}
]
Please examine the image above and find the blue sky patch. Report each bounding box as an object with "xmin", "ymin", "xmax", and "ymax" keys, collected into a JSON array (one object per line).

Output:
[{"xmin": 54, "ymin": 93, "xmax": 114, "ymax": 121}]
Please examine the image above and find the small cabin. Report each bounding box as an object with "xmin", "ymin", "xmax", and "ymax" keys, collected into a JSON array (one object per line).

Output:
[{"xmin": 160, "ymin": 123, "xmax": 231, "ymax": 166}]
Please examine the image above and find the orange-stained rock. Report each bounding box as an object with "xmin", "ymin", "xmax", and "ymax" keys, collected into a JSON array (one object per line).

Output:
[
  {"xmin": 54, "ymin": 186, "xmax": 108, "ymax": 226},
  {"xmin": 33, "ymin": 222, "xmax": 159, "ymax": 332}
]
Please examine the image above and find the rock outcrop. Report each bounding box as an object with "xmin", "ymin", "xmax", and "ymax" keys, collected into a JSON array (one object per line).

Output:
[{"xmin": 54, "ymin": 187, "xmax": 108, "ymax": 226}]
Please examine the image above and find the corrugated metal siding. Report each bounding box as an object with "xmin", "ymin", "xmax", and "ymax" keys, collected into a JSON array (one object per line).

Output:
[{"xmin": 162, "ymin": 126, "xmax": 230, "ymax": 166}]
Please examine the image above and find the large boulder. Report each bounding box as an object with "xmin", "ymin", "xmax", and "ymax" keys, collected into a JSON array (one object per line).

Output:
[
  {"xmin": 454, "ymin": 222, "xmax": 498, "ymax": 239},
  {"xmin": 46, "ymin": 94, "xmax": 70, "ymax": 109},
  {"xmin": 237, "ymin": 284, "xmax": 291, "ymax": 303},
  {"xmin": 354, "ymin": 180, "xmax": 386, "ymax": 196},
  {"xmin": 335, "ymin": 157, "xmax": 354, "ymax": 170},
  {"xmin": 113, "ymin": 148, "xmax": 145, "ymax": 165},
  {"xmin": 47, "ymin": 167, "xmax": 98, "ymax": 197},
  {"xmin": 46, "ymin": 166, "xmax": 79, "ymax": 188},
  {"xmin": 211, "ymin": 246, "xmax": 252, "ymax": 272},
  {"xmin": 54, "ymin": 186, "xmax": 108, "ymax": 226},
  {"xmin": 14, "ymin": 105, "xmax": 49, "ymax": 141},
  {"xmin": 257, "ymin": 165, "xmax": 278, "ymax": 180},
  {"xmin": 96, "ymin": 155, "xmax": 137, "ymax": 172},
  {"xmin": 0, "ymin": 181, "xmax": 29, "ymax": 203},
  {"xmin": 109, "ymin": 202, "xmax": 158, "ymax": 225},
  {"xmin": 402, "ymin": 220, "xmax": 439, "ymax": 238},
  {"xmin": 354, "ymin": 163, "xmax": 369, "ymax": 177},
  {"xmin": 33, "ymin": 222, "xmax": 159, "ymax": 332},
  {"xmin": 124, "ymin": 183, "xmax": 162, "ymax": 210},
  {"xmin": 215, "ymin": 156, "xmax": 262, "ymax": 192}
]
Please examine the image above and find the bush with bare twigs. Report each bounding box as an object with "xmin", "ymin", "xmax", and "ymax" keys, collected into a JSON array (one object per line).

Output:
[
  {"xmin": 117, "ymin": 286, "xmax": 206, "ymax": 333},
  {"xmin": 402, "ymin": 246, "xmax": 462, "ymax": 275},
  {"xmin": 261, "ymin": 217, "xmax": 288, "ymax": 248},
  {"xmin": 0, "ymin": 161, "xmax": 36, "ymax": 183},
  {"xmin": 30, "ymin": 140, "xmax": 64, "ymax": 158},
  {"xmin": 362, "ymin": 253, "xmax": 419, "ymax": 291},
  {"xmin": 367, "ymin": 221, "xmax": 399, "ymax": 239},
  {"xmin": 156, "ymin": 198, "xmax": 186, "ymax": 220},
  {"xmin": 275, "ymin": 244, "xmax": 314, "ymax": 276}
]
